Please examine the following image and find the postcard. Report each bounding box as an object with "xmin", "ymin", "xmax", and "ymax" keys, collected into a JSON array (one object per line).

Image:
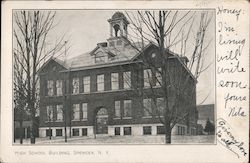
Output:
[{"xmin": 1, "ymin": 1, "xmax": 249, "ymax": 162}]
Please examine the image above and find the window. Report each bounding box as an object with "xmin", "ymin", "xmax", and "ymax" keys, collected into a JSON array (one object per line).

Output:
[
  {"xmin": 83, "ymin": 76, "xmax": 90, "ymax": 93},
  {"xmin": 144, "ymin": 69, "xmax": 153, "ymax": 87},
  {"xmin": 117, "ymin": 40, "xmax": 122, "ymax": 45},
  {"xmin": 95, "ymin": 51, "xmax": 106, "ymax": 63},
  {"xmin": 56, "ymin": 105, "xmax": 63, "ymax": 121},
  {"xmin": 177, "ymin": 126, "xmax": 185, "ymax": 135},
  {"xmin": 46, "ymin": 129, "xmax": 52, "ymax": 137},
  {"xmin": 111, "ymin": 73, "xmax": 119, "ymax": 90},
  {"xmin": 72, "ymin": 78, "xmax": 79, "ymax": 94},
  {"xmin": 151, "ymin": 52, "xmax": 156, "ymax": 58},
  {"xmin": 178, "ymin": 126, "xmax": 181, "ymax": 135},
  {"xmin": 56, "ymin": 80, "xmax": 63, "ymax": 96},
  {"xmin": 97, "ymin": 74, "xmax": 104, "ymax": 91},
  {"xmin": 143, "ymin": 98, "xmax": 152, "ymax": 117},
  {"xmin": 72, "ymin": 128, "xmax": 79, "ymax": 136},
  {"xmin": 115, "ymin": 127, "xmax": 120, "ymax": 135},
  {"xmin": 46, "ymin": 106, "xmax": 53, "ymax": 121},
  {"xmin": 114, "ymin": 24, "xmax": 121, "ymax": 37},
  {"xmin": 143, "ymin": 126, "xmax": 152, "ymax": 135},
  {"xmin": 27, "ymin": 127, "xmax": 31, "ymax": 138},
  {"xmin": 114, "ymin": 101, "xmax": 121, "ymax": 118},
  {"xmin": 156, "ymin": 98, "xmax": 164, "ymax": 116},
  {"xmin": 109, "ymin": 41, "xmax": 115, "ymax": 47},
  {"xmin": 82, "ymin": 103, "xmax": 88, "ymax": 120},
  {"xmin": 124, "ymin": 100, "xmax": 132, "ymax": 118},
  {"xmin": 82, "ymin": 128, "xmax": 88, "ymax": 136},
  {"xmin": 124, "ymin": 127, "xmax": 132, "ymax": 135},
  {"xmin": 123, "ymin": 71, "xmax": 131, "ymax": 89},
  {"xmin": 157, "ymin": 126, "xmax": 165, "ymax": 134},
  {"xmin": 155, "ymin": 68, "xmax": 162, "ymax": 87},
  {"xmin": 72, "ymin": 104, "xmax": 80, "ymax": 120},
  {"xmin": 56, "ymin": 129, "xmax": 62, "ymax": 136},
  {"xmin": 191, "ymin": 128, "xmax": 196, "ymax": 135},
  {"xmin": 47, "ymin": 80, "xmax": 54, "ymax": 96}
]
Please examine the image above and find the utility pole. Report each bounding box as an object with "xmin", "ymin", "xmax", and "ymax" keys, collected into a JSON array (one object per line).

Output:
[
  {"xmin": 63, "ymin": 79, "xmax": 67, "ymax": 143},
  {"xmin": 63, "ymin": 41, "xmax": 68, "ymax": 142}
]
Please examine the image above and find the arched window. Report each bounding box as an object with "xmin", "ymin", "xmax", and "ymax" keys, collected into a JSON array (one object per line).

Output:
[
  {"xmin": 113, "ymin": 24, "xmax": 120, "ymax": 37},
  {"xmin": 97, "ymin": 108, "xmax": 108, "ymax": 116}
]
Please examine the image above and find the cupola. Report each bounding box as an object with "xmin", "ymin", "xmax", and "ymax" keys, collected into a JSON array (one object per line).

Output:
[{"xmin": 107, "ymin": 12, "xmax": 130, "ymax": 48}]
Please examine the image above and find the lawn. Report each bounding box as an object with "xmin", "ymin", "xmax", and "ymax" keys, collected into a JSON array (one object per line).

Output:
[{"xmin": 14, "ymin": 135, "xmax": 215, "ymax": 145}]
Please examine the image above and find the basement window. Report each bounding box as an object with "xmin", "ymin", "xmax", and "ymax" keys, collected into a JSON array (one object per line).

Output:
[
  {"xmin": 82, "ymin": 128, "xmax": 87, "ymax": 136},
  {"xmin": 56, "ymin": 129, "xmax": 62, "ymax": 136},
  {"xmin": 46, "ymin": 129, "xmax": 52, "ymax": 137},
  {"xmin": 143, "ymin": 126, "xmax": 152, "ymax": 135},
  {"xmin": 73, "ymin": 128, "xmax": 79, "ymax": 136},
  {"xmin": 124, "ymin": 127, "xmax": 131, "ymax": 135},
  {"xmin": 115, "ymin": 127, "xmax": 120, "ymax": 135},
  {"xmin": 157, "ymin": 126, "xmax": 165, "ymax": 135}
]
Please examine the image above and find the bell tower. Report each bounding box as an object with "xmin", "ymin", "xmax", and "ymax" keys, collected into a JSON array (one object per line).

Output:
[{"xmin": 107, "ymin": 12, "xmax": 129, "ymax": 48}]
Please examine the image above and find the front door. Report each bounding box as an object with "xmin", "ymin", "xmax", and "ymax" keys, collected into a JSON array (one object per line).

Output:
[{"xmin": 96, "ymin": 108, "xmax": 108, "ymax": 134}]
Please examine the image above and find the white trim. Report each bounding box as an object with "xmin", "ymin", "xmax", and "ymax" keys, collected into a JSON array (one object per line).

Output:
[
  {"xmin": 55, "ymin": 120, "xmax": 63, "ymax": 122},
  {"xmin": 39, "ymin": 123, "xmax": 191, "ymax": 137},
  {"xmin": 142, "ymin": 116, "xmax": 152, "ymax": 118},
  {"xmin": 122, "ymin": 117, "xmax": 132, "ymax": 119}
]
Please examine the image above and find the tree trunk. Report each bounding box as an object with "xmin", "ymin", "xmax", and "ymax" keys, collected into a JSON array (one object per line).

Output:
[
  {"xmin": 93, "ymin": 117, "xmax": 96, "ymax": 139},
  {"xmin": 30, "ymin": 119, "xmax": 36, "ymax": 144},
  {"xmin": 64, "ymin": 108, "xmax": 67, "ymax": 142},
  {"xmin": 49, "ymin": 122, "xmax": 52, "ymax": 140},
  {"xmin": 69, "ymin": 122, "xmax": 72, "ymax": 138},
  {"xmin": 165, "ymin": 123, "xmax": 172, "ymax": 144},
  {"xmin": 19, "ymin": 121, "xmax": 23, "ymax": 144}
]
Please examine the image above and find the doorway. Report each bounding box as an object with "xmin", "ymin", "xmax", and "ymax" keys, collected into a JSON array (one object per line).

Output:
[{"xmin": 96, "ymin": 108, "xmax": 108, "ymax": 134}]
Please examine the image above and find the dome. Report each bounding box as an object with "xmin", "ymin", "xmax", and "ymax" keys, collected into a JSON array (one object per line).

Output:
[{"xmin": 112, "ymin": 12, "xmax": 126, "ymax": 20}]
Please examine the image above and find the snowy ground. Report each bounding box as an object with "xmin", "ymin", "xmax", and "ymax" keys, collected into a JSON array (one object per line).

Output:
[{"xmin": 14, "ymin": 135, "xmax": 215, "ymax": 145}]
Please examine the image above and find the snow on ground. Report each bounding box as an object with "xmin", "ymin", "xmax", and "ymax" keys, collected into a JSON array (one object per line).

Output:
[{"xmin": 14, "ymin": 135, "xmax": 215, "ymax": 145}]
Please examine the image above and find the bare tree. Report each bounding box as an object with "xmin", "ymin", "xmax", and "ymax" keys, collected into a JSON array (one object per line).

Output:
[
  {"xmin": 13, "ymin": 10, "xmax": 67, "ymax": 144},
  {"xmin": 13, "ymin": 51, "xmax": 27, "ymax": 144},
  {"xmin": 122, "ymin": 10, "xmax": 213, "ymax": 143}
]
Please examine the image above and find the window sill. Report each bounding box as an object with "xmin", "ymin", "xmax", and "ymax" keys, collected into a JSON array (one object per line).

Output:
[
  {"xmin": 123, "ymin": 117, "xmax": 132, "ymax": 119},
  {"xmin": 45, "ymin": 121, "xmax": 54, "ymax": 123},
  {"xmin": 72, "ymin": 119, "xmax": 80, "ymax": 121},
  {"xmin": 70, "ymin": 89, "xmax": 134, "ymax": 95},
  {"xmin": 55, "ymin": 120, "xmax": 63, "ymax": 122},
  {"xmin": 142, "ymin": 116, "xmax": 152, "ymax": 118},
  {"xmin": 113, "ymin": 117, "xmax": 121, "ymax": 120},
  {"xmin": 155, "ymin": 115, "xmax": 164, "ymax": 118},
  {"xmin": 56, "ymin": 95, "xmax": 63, "ymax": 97},
  {"xmin": 123, "ymin": 88, "xmax": 132, "ymax": 90},
  {"xmin": 82, "ymin": 92, "xmax": 91, "ymax": 94},
  {"xmin": 143, "ymin": 86, "xmax": 161, "ymax": 89},
  {"xmin": 81, "ymin": 119, "xmax": 87, "ymax": 121},
  {"xmin": 45, "ymin": 95, "xmax": 64, "ymax": 97}
]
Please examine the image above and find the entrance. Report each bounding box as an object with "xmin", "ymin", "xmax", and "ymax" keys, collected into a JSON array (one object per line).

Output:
[{"xmin": 96, "ymin": 108, "xmax": 108, "ymax": 134}]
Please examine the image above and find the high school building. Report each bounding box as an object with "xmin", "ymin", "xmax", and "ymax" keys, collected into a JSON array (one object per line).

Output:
[{"xmin": 38, "ymin": 12, "xmax": 198, "ymax": 138}]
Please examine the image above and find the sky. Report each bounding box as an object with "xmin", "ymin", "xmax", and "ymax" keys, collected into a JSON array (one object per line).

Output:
[{"xmin": 47, "ymin": 10, "xmax": 215, "ymax": 105}]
